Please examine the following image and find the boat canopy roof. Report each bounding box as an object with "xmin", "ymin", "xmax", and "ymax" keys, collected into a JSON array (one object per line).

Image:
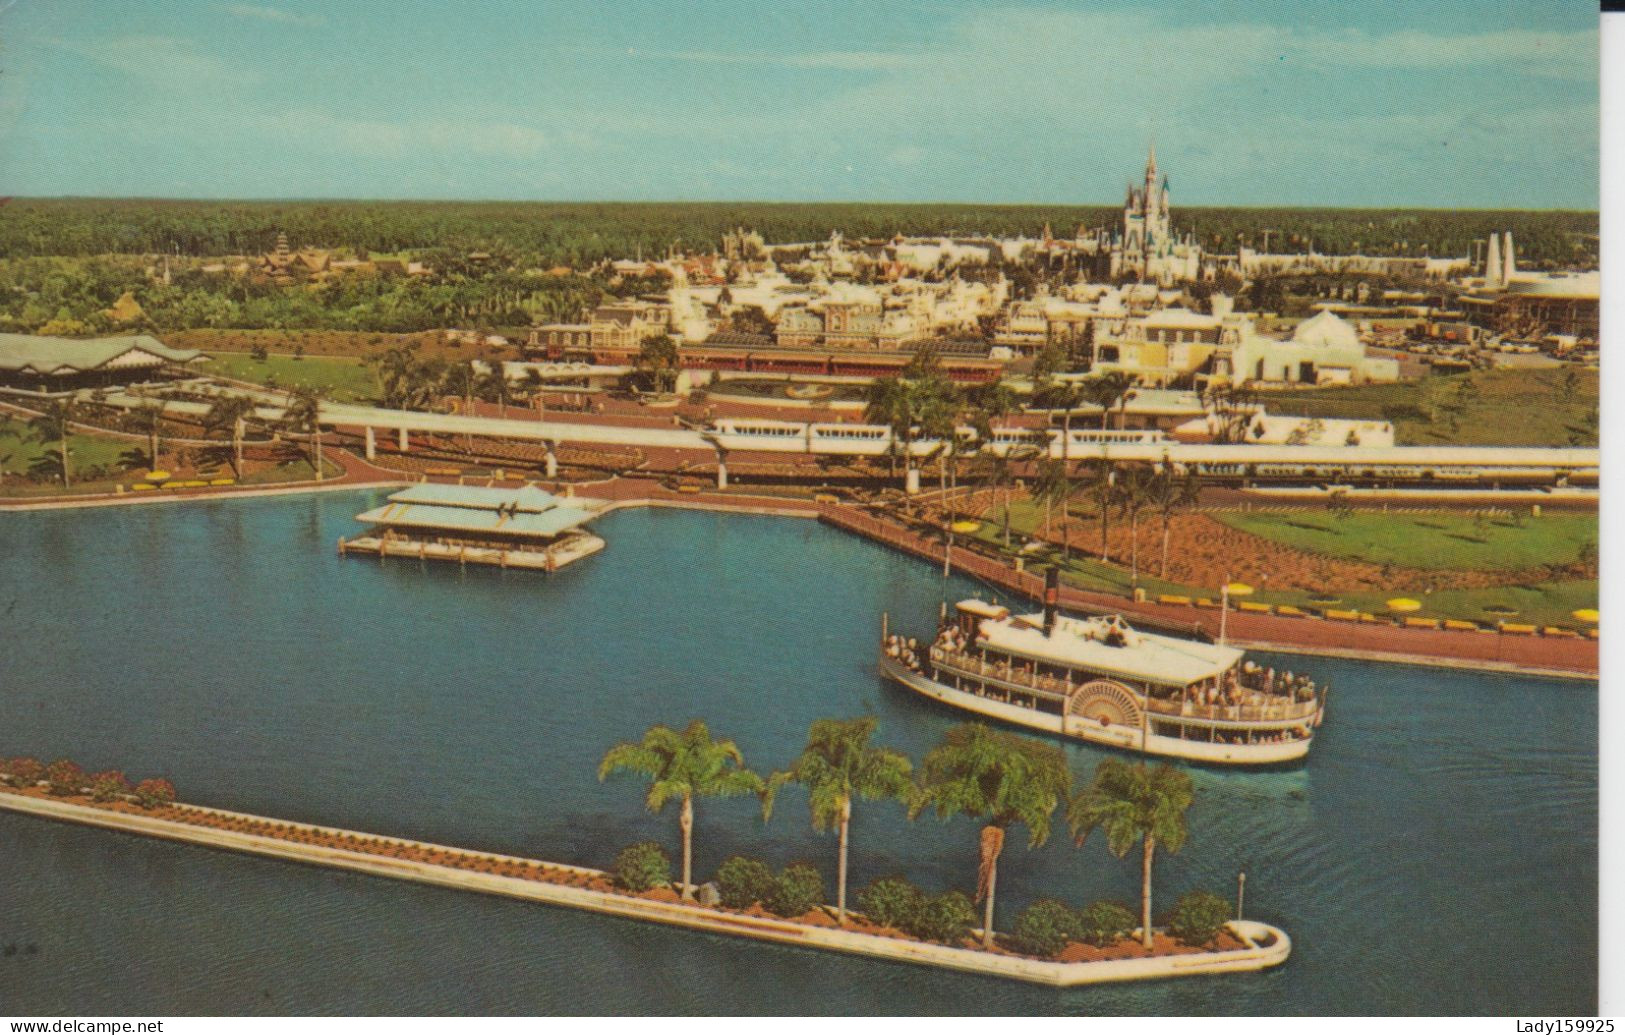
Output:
[{"xmin": 970, "ymin": 605, "xmax": 1241, "ymax": 687}]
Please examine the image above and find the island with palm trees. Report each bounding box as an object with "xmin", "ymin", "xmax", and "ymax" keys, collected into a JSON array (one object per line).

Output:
[
  {"xmin": 0, "ymin": 716, "xmax": 1289, "ymax": 988},
  {"xmin": 882, "ymin": 595, "xmax": 1325, "ymax": 764}
]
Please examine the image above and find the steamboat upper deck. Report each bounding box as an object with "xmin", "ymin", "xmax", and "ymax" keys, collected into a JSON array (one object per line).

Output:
[{"xmin": 881, "ymin": 598, "xmax": 1326, "ymax": 766}]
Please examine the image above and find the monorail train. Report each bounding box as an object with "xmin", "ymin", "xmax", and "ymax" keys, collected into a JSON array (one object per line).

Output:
[
  {"xmin": 704, "ymin": 419, "xmax": 1168, "ymax": 458},
  {"xmin": 700, "ymin": 419, "xmax": 1596, "ymax": 490}
]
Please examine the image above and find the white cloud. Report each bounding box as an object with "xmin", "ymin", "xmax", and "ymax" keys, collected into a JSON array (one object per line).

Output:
[
  {"xmin": 40, "ymin": 34, "xmax": 253, "ymax": 86},
  {"xmin": 626, "ymin": 48, "xmax": 924, "ymax": 72},
  {"xmin": 261, "ymin": 109, "xmax": 550, "ymax": 157},
  {"xmin": 223, "ymin": 4, "xmax": 325, "ymax": 28}
]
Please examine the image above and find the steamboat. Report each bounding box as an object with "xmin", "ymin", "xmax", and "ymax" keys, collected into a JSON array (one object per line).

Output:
[{"xmin": 880, "ymin": 585, "xmax": 1326, "ymax": 766}]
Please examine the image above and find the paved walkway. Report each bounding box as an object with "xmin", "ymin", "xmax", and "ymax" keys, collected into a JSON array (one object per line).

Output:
[{"xmin": 819, "ymin": 503, "xmax": 1598, "ymax": 679}]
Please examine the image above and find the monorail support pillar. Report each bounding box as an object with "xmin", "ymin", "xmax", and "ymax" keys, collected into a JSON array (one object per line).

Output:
[
  {"xmin": 364, "ymin": 426, "xmax": 376, "ymax": 461},
  {"xmin": 716, "ymin": 448, "xmax": 729, "ymax": 490},
  {"xmin": 905, "ymin": 465, "xmax": 920, "ymax": 495},
  {"xmin": 545, "ymin": 441, "xmax": 559, "ymax": 479},
  {"xmin": 398, "ymin": 427, "xmax": 410, "ymax": 453}
]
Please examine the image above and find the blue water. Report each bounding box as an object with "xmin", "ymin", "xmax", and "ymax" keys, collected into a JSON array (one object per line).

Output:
[{"xmin": 0, "ymin": 493, "xmax": 1597, "ymax": 1015}]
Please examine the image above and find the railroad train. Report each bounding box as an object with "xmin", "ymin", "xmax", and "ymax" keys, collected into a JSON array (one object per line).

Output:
[{"xmin": 702, "ymin": 418, "xmax": 1597, "ymax": 489}]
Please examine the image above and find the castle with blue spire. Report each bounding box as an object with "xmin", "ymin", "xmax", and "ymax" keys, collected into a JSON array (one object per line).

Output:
[{"xmin": 1107, "ymin": 146, "xmax": 1204, "ymax": 286}]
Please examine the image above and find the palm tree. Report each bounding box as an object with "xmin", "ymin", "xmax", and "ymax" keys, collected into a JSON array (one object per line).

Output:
[
  {"xmin": 598, "ymin": 720, "xmax": 765, "ymax": 901},
  {"xmin": 971, "ymin": 445, "xmax": 1036, "ymax": 550},
  {"xmin": 126, "ymin": 400, "xmax": 166, "ymax": 467},
  {"xmin": 763, "ymin": 717, "xmax": 913, "ymax": 924},
  {"xmin": 912, "ymin": 723, "xmax": 1072, "ymax": 949},
  {"xmin": 1068, "ymin": 759, "xmax": 1193, "ymax": 950},
  {"xmin": 1152, "ymin": 467, "xmax": 1202, "ymax": 579},
  {"xmin": 442, "ymin": 362, "xmax": 479, "ymax": 449},
  {"xmin": 1035, "ymin": 378, "xmax": 1086, "ymax": 464},
  {"xmin": 369, "ymin": 344, "xmax": 423, "ymax": 410},
  {"xmin": 1085, "ymin": 371, "xmax": 1136, "ymax": 431},
  {"xmin": 864, "ymin": 376, "xmax": 915, "ymax": 481},
  {"xmin": 280, "ymin": 385, "xmax": 326, "ymax": 481},
  {"xmin": 477, "ymin": 366, "xmax": 512, "ymax": 418},
  {"xmin": 1031, "ymin": 458, "xmax": 1073, "ymax": 554},
  {"xmin": 1081, "ymin": 459, "xmax": 1118, "ymax": 563},
  {"xmin": 203, "ymin": 396, "xmax": 258, "ymax": 478},
  {"xmin": 1115, "ymin": 463, "xmax": 1157, "ymax": 586},
  {"xmin": 26, "ymin": 397, "xmax": 80, "ymax": 488}
]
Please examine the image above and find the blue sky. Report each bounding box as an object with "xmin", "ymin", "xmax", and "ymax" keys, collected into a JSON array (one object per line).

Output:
[{"xmin": 0, "ymin": 0, "xmax": 1599, "ymax": 207}]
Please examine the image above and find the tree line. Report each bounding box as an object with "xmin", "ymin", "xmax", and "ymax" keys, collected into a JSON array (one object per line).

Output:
[
  {"xmin": 0, "ymin": 198, "xmax": 1596, "ymax": 265},
  {"xmin": 599, "ymin": 716, "xmax": 1236, "ymax": 957}
]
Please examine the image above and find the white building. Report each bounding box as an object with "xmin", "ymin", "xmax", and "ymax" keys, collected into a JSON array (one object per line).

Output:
[{"xmin": 1228, "ymin": 310, "xmax": 1399, "ymax": 386}]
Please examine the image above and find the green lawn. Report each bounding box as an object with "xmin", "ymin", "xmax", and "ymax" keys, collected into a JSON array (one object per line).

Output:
[
  {"xmin": 1261, "ymin": 368, "xmax": 1598, "ymax": 447},
  {"xmin": 1251, "ymin": 580, "xmax": 1597, "ymax": 632},
  {"xmin": 205, "ymin": 351, "xmax": 380, "ymax": 403},
  {"xmin": 0, "ymin": 418, "xmax": 135, "ymax": 481},
  {"xmin": 959, "ymin": 498, "xmax": 1597, "ymax": 630},
  {"xmin": 1213, "ymin": 511, "xmax": 1597, "ymax": 572}
]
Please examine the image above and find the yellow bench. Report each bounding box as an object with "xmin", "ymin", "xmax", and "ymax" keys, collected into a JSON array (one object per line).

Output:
[
  {"xmin": 1403, "ymin": 617, "xmax": 1440, "ymax": 630},
  {"xmin": 132, "ymin": 483, "xmax": 158, "ymax": 491},
  {"xmin": 1500, "ymin": 623, "xmax": 1538, "ymax": 636},
  {"xmin": 1359, "ymin": 613, "xmax": 1385, "ymax": 624},
  {"xmin": 1237, "ymin": 601, "xmax": 1272, "ymax": 613},
  {"xmin": 1324, "ymin": 608, "xmax": 1360, "ymax": 622},
  {"xmin": 1194, "ymin": 598, "xmax": 1219, "ymax": 609},
  {"xmin": 425, "ymin": 466, "xmax": 461, "ymax": 477},
  {"xmin": 1543, "ymin": 626, "xmax": 1579, "ymax": 639},
  {"xmin": 677, "ymin": 484, "xmax": 703, "ymax": 494},
  {"xmin": 1443, "ymin": 619, "xmax": 1480, "ymax": 632},
  {"xmin": 814, "ymin": 493, "xmax": 839, "ymax": 505},
  {"xmin": 1157, "ymin": 595, "xmax": 1192, "ymax": 606},
  {"xmin": 210, "ymin": 478, "xmax": 236, "ymax": 486},
  {"xmin": 1589, "ymin": 628, "xmax": 1600, "ymax": 640},
  {"xmin": 1276, "ymin": 605, "xmax": 1307, "ymax": 617}
]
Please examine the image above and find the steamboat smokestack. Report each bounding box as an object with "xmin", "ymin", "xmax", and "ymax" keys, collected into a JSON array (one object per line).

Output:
[{"xmin": 1043, "ymin": 567, "xmax": 1060, "ymax": 636}]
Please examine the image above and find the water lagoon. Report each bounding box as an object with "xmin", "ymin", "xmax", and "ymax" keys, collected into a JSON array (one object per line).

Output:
[{"xmin": 0, "ymin": 493, "xmax": 1597, "ymax": 1014}]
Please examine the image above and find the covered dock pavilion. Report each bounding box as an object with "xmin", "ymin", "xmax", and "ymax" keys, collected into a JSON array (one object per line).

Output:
[{"xmin": 340, "ymin": 483, "xmax": 607, "ymax": 571}]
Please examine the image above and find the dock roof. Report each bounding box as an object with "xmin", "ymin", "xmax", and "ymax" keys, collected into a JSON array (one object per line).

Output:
[
  {"xmin": 357, "ymin": 500, "xmax": 596, "ymax": 539},
  {"xmin": 358, "ymin": 483, "xmax": 600, "ymax": 539},
  {"xmin": 385, "ymin": 483, "xmax": 567, "ymax": 513}
]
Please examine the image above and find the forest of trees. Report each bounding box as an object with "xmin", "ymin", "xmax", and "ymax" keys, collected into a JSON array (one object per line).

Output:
[
  {"xmin": 0, "ymin": 200, "xmax": 1597, "ymax": 337},
  {"xmin": 0, "ymin": 198, "xmax": 1599, "ymax": 268}
]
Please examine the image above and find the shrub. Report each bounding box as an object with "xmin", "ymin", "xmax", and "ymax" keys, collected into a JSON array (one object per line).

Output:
[
  {"xmin": 858, "ymin": 875, "xmax": 924, "ymax": 930},
  {"xmin": 715, "ymin": 855, "xmax": 775, "ymax": 910},
  {"xmin": 45, "ymin": 759, "xmax": 86, "ymax": 796},
  {"xmin": 90, "ymin": 770, "xmax": 132, "ymax": 803},
  {"xmin": 133, "ymin": 778, "xmax": 177, "ymax": 810},
  {"xmin": 908, "ymin": 890, "xmax": 977, "ymax": 944},
  {"xmin": 1074, "ymin": 900, "xmax": 1138, "ymax": 946},
  {"xmin": 763, "ymin": 862, "xmax": 825, "ymax": 918},
  {"xmin": 611, "ymin": 841, "xmax": 670, "ymax": 893},
  {"xmin": 1166, "ymin": 890, "xmax": 1232, "ymax": 946},
  {"xmin": 8, "ymin": 757, "xmax": 45, "ymax": 787},
  {"xmin": 1010, "ymin": 899, "xmax": 1077, "ymax": 958}
]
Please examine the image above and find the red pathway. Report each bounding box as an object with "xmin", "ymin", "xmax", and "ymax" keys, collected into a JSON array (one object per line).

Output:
[{"xmin": 818, "ymin": 503, "xmax": 1598, "ymax": 679}]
